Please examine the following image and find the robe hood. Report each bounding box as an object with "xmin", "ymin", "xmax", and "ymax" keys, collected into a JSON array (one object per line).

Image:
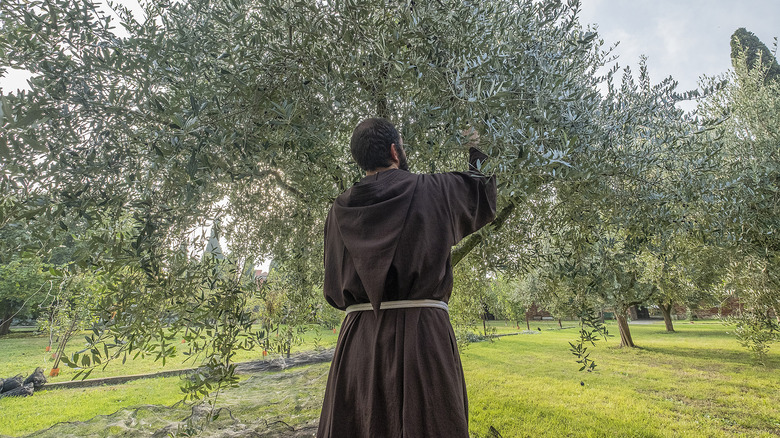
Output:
[{"xmin": 331, "ymin": 169, "xmax": 418, "ymax": 311}]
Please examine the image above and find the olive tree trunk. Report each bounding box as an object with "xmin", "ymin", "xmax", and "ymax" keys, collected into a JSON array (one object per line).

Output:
[
  {"xmin": 615, "ymin": 309, "xmax": 636, "ymax": 348},
  {"xmin": 659, "ymin": 302, "xmax": 675, "ymax": 332},
  {"xmin": 773, "ymin": 302, "xmax": 780, "ymax": 323},
  {"xmin": 0, "ymin": 311, "xmax": 13, "ymax": 336}
]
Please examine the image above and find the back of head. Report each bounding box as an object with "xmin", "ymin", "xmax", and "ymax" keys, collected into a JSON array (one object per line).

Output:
[{"xmin": 350, "ymin": 118, "xmax": 400, "ymax": 171}]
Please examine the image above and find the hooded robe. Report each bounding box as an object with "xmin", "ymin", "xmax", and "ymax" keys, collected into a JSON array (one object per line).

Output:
[{"xmin": 317, "ymin": 148, "xmax": 497, "ymax": 438}]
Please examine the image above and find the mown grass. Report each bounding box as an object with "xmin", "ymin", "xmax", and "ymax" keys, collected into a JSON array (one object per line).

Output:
[
  {"xmin": 0, "ymin": 325, "xmax": 340, "ymax": 383},
  {"xmin": 464, "ymin": 320, "xmax": 780, "ymax": 437},
  {"xmin": 1, "ymin": 320, "xmax": 779, "ymax": 437},
  {"xmin": 0, "ymin": 375, "xmax": 185, "ymax": 436}
]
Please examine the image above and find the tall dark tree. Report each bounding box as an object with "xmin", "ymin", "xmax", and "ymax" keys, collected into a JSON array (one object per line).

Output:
[{"xmin": 731, "ymin": 28, "xmax": 780, "ymax": 82}]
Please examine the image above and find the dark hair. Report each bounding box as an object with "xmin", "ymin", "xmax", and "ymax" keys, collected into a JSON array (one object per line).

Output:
[{"xmin": 350, "ymin": 118, "xmax": 401, "ymax": 171}]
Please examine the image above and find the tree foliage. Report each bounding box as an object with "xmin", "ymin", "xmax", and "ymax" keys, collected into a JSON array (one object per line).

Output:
[
  {"xmin": 730, "ymin": 28, "xmax": 780, "ymax": 83},
  {"xmin": 0, "ymin": 0, "xmax": 625, "ymax": 371},
  {"xmin": 698, "ymin": 34, "xmax": 780, "ymax": 360},
  {"xmin": 0, "ymin": 256, "xmax": 51, "ymax": 335},
  {"xmin": 3, "ymin": 0, "xmax": 773, "ymax": 399},
  {"xmin": 39, "ymin": 270, "xmax": 105, "ymax": 372}
]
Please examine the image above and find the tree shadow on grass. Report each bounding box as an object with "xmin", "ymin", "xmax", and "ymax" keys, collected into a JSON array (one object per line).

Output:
[
  {"xmin": 644, "ymin": 330, "xmax": 728, "ymax": 340},
  {"xmin": 642, "ymin": 327, "xmax": 734, "ymax": 338},
  {"xmin": 0, "ymin": 329, "xmax": 40, "ymax": 339},
  {"xmin": 637, "ymin": 344, "xmax": 779, "ymax": 370}
]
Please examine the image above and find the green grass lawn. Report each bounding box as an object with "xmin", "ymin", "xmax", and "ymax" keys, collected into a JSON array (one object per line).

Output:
[
  {"xmin": 0, "ymin": 325, "xmax": 340, "ymax": 384},
  {"xmin": 464, "ymin": 320, "xmax": 780, "ymax": 437},
  {"xmin": 1, "ymin": 320, "xmax": 779, "ymax": 437},
  {"xmin": 0, "ymin": 376, "xmax": 186, "ymax": 437}
]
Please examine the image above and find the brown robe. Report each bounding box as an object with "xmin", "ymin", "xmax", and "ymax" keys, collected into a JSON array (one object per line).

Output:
[{"xmin": 317, "ymin": 148, "xmax": 497, "ymax": 438}]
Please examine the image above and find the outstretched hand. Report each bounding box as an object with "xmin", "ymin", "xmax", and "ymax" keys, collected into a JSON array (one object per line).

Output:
[{"xmin": 461, "ymin": 127, "xmax": 480, "ymax": 149}]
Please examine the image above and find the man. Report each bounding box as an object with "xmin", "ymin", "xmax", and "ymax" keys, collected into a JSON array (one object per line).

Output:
[{"xmin": 317, "ymin": 118, "xmax": 497, "ymax": 437}]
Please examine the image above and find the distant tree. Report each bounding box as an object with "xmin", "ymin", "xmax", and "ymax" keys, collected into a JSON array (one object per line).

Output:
[
  {"xmin": 0, "ymin": 257, "xmax": 50, "ymax": 335},
  {"xmin": 499, "ymin": 275, "xmax": 535, "ymax": 330},
  {"xmin": 731, "ymin": 28, "xmax": 780, "ymax": 83},
  {"xmin": 448, "ymin": 257, "xmax": 490, "ymax": 338},
  {"xmin": 539, "ymin": 278, "xmax": 580, "ymax": 328},
  {"xmin": 638, "ymin": 235, "xmax": 725, "ymax": 333},
  {"xmin": 39, "ymin": 271, "xmax": 104, "ymax": 375},
  {"xmin": 589, "ymin": 234, "xmax": 655, "ymax": 348}
]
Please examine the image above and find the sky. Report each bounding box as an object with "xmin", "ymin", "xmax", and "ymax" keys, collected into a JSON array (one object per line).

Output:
[{"xmin": 578, "ymin": 0, "xmax": 780, "ymax": 95}]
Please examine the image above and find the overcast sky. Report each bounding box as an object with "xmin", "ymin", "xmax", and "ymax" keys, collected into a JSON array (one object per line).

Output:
[
  {"xmin": 2, "ymin": 0, "xmax": 778, "ymax": 96},
  {"xmin": 579, "ymin": 0, "xmax": 779, "ymax": 94}
]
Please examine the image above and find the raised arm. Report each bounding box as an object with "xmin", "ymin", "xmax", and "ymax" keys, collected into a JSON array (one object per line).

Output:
[{"xmin": 443, "ymin": 130, "xmax": 497, "ymax": 243}]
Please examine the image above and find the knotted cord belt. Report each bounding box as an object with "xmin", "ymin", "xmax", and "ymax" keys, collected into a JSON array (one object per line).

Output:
[{"xmin": 345, "ymin": 299, "xmax": 449, "ymax": 314}]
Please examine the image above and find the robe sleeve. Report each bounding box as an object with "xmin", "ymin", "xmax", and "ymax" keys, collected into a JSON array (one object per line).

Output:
[
  {"xmin": 323, "ymin": 207, "xmax": 347, "ymax": 310},
  {"xmin": 444, "ymin": 147, "xmax": 497, "ymax": 243}
]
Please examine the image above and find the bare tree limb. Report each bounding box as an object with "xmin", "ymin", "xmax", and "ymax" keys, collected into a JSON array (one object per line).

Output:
[
  {"xmin": 255, "ymin": 169, "xmax": 304, "ymax": 199},
  {"xmin": 451, "ymin": 202, "xmax": 516, "ymax": 267}
]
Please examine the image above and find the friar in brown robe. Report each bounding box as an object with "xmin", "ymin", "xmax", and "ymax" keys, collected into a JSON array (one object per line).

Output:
[{"xmin": 317, "ymin": 118, "xmax": 497, "ymax": 438}]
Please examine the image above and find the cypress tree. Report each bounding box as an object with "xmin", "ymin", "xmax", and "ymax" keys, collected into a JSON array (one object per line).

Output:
[{"xmin": 730, "ymin": 27, "xmax": 780, "ymax": 82}]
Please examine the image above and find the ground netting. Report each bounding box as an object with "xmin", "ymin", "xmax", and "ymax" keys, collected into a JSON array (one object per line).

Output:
[
  {"xmin": 235, "ymin": 349, "xmax": 334, "ymax": 374},
  {"xmin": 17, "ymin": 358, "xmax": 333, "ymax": 438}
]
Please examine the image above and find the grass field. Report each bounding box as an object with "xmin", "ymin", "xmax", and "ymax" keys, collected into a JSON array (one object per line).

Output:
[
  {"xmin": 0, "ymin": 375, "xmax": 186, "ymax": 436},
  {"xmin": 1, "ymin": 320, "xmax": 779, "ymax": 437},
  {"xmin": 0, "ymin": 325, "xmax": 340, "ymax": 383},
  {"xmin": 464, "ymin": 321, "xmax": 780, "ymax": 437}
]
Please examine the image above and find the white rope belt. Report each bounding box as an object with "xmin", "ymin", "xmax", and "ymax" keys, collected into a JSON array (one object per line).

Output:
[{"xmin": 345, "ymin": 299, "xmax": 449, "ymax": 314}]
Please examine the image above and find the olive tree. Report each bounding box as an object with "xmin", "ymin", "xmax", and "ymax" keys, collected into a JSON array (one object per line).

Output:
[
  {"xmin": 697, "ymin": 38, "xmax": 780, "ymax": 360},
  {"xmin": 0, "ymin": 257, "xmax": 51, "ymax": 335},
  {"xmin": 0, "ymin": 0, "xmax": 718, "ymax": 399}
]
